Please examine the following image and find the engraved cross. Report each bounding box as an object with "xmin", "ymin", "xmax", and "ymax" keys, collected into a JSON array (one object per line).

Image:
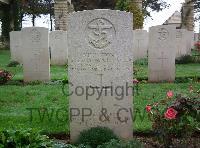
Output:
[{"xmin": 89, "ymin": 73, "xmax": 111, "ymax": 100}]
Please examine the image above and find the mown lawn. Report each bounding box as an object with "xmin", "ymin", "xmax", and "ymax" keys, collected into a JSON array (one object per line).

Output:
[{"xmin": 0, "ymin": 50, "xmax": 199, "ymax": 133}]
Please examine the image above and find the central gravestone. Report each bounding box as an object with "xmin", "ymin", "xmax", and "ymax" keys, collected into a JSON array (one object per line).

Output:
[{"xmin": 68, "ymin": 10, "xmax": 134, "ymax": 142}]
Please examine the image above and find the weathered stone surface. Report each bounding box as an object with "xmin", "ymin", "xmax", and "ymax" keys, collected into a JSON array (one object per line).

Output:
[
  {"xmin": 186, "ymin": 31, "xmax": 194, "ymax": 54},
  {"xmin": 21, "ymin": 27, "xmax": 50, "ymax": 82},
  {"xmin": 68, "ymin": 9, "xmax": 134, "ymax": 142},
  {"xmin": 176, "ymin": 29, "xmax": 188, "ymax": 57},
  {"xmin": 133, "ymin": 29, "xmax": 148, "ymax": 60},
  {"xmin": 148, "ymin": 25, "xmax": 176, "ymax": 82},
  {"xmin": 49, "ymin": 30, "xmax": 68, "ymax": 65},
  {"xmin": 194, "ymin": 33, "xmax": 200, "ymax": 42},
  {"xmin": 9, "ymin": 31, "xmax": 22, "ymax": 63}
]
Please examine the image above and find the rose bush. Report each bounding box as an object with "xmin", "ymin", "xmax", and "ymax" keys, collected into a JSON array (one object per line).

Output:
[
  {"xmin": 194, "ymin": 41, "xmax": 200, "ymax": 51},
  {"xmin": 0, "ymin": 70, "xmax": 12, "ymax": 85},
  {"xmin": 146, "ymin": 88, "xmax": 200, "ymax": 147}
]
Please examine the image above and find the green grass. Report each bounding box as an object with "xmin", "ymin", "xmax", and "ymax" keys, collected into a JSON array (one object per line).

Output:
[
  {"xmin": 0, "ymin": 83, "xmax": 69, "ymax": 133},
  {"xmin": 0, "ymin": 50, "xmax": 200, "ymax": 133},
  {"xmin": 0, "ymin": 50, "xmax": 67, "ymax": 80},
  {"xmin": 135, "ymin": 63, "xmax": 200, "ymax": 79}
]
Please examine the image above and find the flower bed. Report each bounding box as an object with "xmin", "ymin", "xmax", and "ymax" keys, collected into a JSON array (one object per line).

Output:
[{"xmin": 0, "ymin": 70, "xmax": 12, "ymax": 85}]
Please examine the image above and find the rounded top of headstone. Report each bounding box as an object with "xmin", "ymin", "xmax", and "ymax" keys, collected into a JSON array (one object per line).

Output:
[
  {"xmin": 69, "ymin": 9, "xmax": 132, "ymax": 17},
  {"xmin": 22, "ymin": 27, "xmax": 49, "ymax": 31}
]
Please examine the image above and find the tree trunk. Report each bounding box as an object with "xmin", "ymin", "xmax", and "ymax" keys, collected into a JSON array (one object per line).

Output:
[{"xmin": 1, "ymin": 4, "xmax": 11, "ymax": 42}]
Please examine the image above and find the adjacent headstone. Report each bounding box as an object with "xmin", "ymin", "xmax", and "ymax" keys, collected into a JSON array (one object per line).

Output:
[
  {"xmin": 21, "ymin": 27, "xmax": 50, "ymax": 82},
  {"xmin": 176, "ymin": 29, "xmax": 188, "ymax": 57},
  {"xmin": 49, "ymin": 30, "xmax": 68, "ymax": 65},
  {"xmin": 68, "ymin": 10, "xmax": 134, "ymax": 142},
  {"xmin": 148, "ymin": 25, "xmax": 176, "ymax": 82},
  {"xmin": 194, "ymin": 33, "xmax": 200, "ymax": 42},
  {"xmin": 186, "ymin": 31, "xmax": 194, "ymax": 54},
  {"xmin": 133, "ymin": 30, "xmax": 148, "ymax": 60},
  {"xmin": 9, "ymin": 31, "xmax": 22, "ymax": 63},
  {"xmin": 194, "ymin": 33, "xmax": 200, "ymax": 50}
]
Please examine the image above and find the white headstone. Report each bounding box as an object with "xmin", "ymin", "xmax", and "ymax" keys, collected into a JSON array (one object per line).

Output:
[
  {"xmin": 9, "ymin": 31, "xmax": 22, "ymax": 63},
  {"xmin": 68, "ymin": 10, "xmax": 134, "ymax": 141},
  {"xmin": 21, "ymin": 27, "xmax": 50, "ymax": 82},
  {"xmin": 148, "ymin": 25, "xmax": 176, "ymax": 82},
  {"xmin": 186, "ymin": 31, "xmax": 194, "ymax": 54},
  {"xmin": 133, "ymin": 30, "xmax": 148, "ymax": 60},
  {"xmin": 194, "ymin": 33, "xmax": 200, "ymax": 50},
  {"xmin": 49, "ymin": 30, "xmax": 68, "ymax": 65},
  {"xmin": 194, "ymin": 33, "xmax": 200, "ymax": 42},
  {"xmin": 176, "ymin": 29, "xmax": 188, "ymax": 57}
]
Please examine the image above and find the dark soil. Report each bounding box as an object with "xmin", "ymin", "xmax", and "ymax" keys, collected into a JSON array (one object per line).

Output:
[{"xmin": 47, "ymin": 132, "xmax": 200, "ymax": 148}]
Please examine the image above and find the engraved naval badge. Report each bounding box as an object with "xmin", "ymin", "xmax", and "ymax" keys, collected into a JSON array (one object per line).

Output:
[
  {"xmin": 158, "ymin": 28, "xmax": 169, "ymax": 41},
  {"xmin": 31, "ymin": 28, "xmax": 41, "ymax": 43},
  {"xmin": 86, "ymin": 18, "xmax": 115, "ymax": 49}
]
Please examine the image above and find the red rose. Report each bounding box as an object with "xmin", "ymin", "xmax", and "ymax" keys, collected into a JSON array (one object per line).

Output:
[
  {"xmin": 164, "ymin": 108, "xmax": 177, "ymax": 119},
  {"xmin": 146, "ymin": 105, "xmax": 151, "ymax": 112},
  {"xmin": 133, "ymin": 78, "xmax": 139, "ymax": 84},
  {"xmin": 167, "ymin": 90, "xmax": 173, "ymax": 98}
]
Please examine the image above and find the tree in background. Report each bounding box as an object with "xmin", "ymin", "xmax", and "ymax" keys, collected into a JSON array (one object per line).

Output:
[
  {"xmin": 193, "ymin": 0, "xmax": 200, "ymax": 20},
  {"xmin": 116, "ymin": 0, "xmax": 144, "ymax": 29},
  {"xmin": 116, "ymin": 0, "xmax": 169, "ymax": 29},
  {"xmin": 72, "ymin": 0, "xmax": 116, "ymax": 11},
  {"xmin": 142, "ymin": 0, "xmax": 169, "ymax": 18},
  {"xmin": 21, "ymin": 0, "xmax": 46, "ymax": 26},
  {"xmin": 71, "ymin": 0, "xmax": 169, "ymax": 29},
  {"xmin": 0, "ymin": 0, "xmax": 54, "ymax": 44},
  {"xmin": 0, "ymin": 0, "xmax": 22, "ymax": 42}
]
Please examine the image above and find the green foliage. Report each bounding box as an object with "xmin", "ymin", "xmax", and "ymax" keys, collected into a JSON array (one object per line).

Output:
[
  {"xmin": 134, "ymin": 58, "xmax": 148, "ymax": 66},
  {"xmin": 176, "ymin": 55, "xmax": 194, "ymax": 64},
  {"xmin": 128, "ymin": 1, "xmax": 144, "ymax": 29},
  {"xmin": 176, "ymin": 54, "xmax": 200, "ymax": 64},
  {"xmin": 0, "ymin": 1, "xmax": 21, "ymax": 42},
  {"xmin": 13, "ymin": 0, "xmax": 22, "ymax": 31},
  {"xmin": 76, "ymin": 127, "xmax": 118, "ymax": 148},
  {"xmin": 0, "ymin": 128, "xmax": 53, "ymax": 148},
  {"xmin": 97, "ymin": 139, "xmax": 143, "ymax": 148},
  {"xmin": 115, "ymin": 0, "xmax": 169, "ymax": 18},
  {"xmin": 26, "ymin": 80, "xmax": 42, "ymax": 85},
  {"xmin": 115, "ymin": 0, "xmax": 144, "ymax": 29},
  {"xmin": 1, "ymin": 5, "xmax": 11, "ymax": 40},
  {"xmin": 98, "ymin": 139, "xmax": 142, "ymax": 148},
  {"xmin": 7, "ymin": 61, "xmax": 20, "ymax": 67},
  {"xmin": 115, "ymin": 0, "xmax": 129, "ymax": 10}
]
